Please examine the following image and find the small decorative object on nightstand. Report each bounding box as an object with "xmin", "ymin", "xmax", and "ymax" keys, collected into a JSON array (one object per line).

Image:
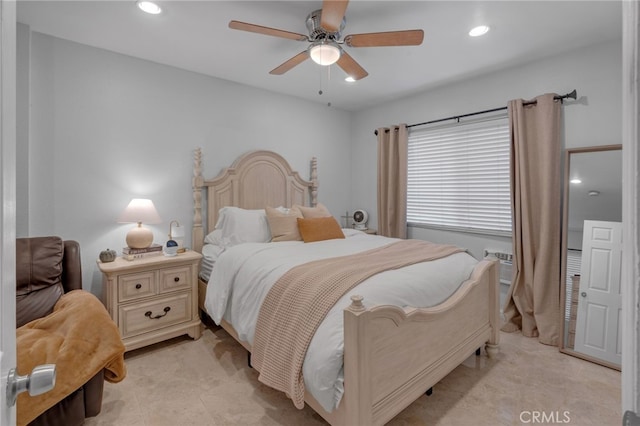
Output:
[
  {"xmin": 164, "ymin": 239, "xmax": 178, "ymax": 257},
  {"xmin": 97, "ymin": 250, "xmax": 203, "ymax": 352},
  {"xmin": 99, "ymin": 248, "xmax": 117, "ymax": 263},
  {"xmin": 340, "ymin": 211, "xmax": 351, "ymax": 228}
]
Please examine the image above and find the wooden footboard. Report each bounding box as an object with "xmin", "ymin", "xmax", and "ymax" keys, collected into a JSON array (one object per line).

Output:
[
  {"xmin": 308, "ymin": 257, "xmax": 500, "ymax": 426},
  {"xmin": 200, "ymin": 258, "xmax": 500, "ymax": 426}
]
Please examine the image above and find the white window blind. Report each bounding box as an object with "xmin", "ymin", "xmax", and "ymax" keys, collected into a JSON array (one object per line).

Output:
[
  {"xmin": 407, "ymin": 115, "xmax": 512, "ymax": 235},
  {"xmin": 564, "ymin": 249, "xmax": 583, "ymax": 320}
]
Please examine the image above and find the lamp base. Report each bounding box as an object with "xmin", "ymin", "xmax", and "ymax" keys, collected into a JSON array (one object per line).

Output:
[{"xmin": 126, "ymin": 224, "xmax": 154, "ymax": 249}]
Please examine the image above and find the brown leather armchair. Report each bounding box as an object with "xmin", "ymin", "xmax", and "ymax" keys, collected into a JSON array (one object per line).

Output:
[{"xmin": 16, "ymin": 236, "xmax": 105, "ymax": 426}]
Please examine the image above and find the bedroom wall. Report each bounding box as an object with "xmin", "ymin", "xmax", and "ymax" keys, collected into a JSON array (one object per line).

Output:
[
  {"xmin": 19, "ymin": 26, "xmax": 353, "ymax": 296},
  {"xmin": 349, "ymin": 38, "xmax": 622, "ymax": 260},
  {"xmin": 19, "ymin": 24, "xmax": 622, "ymax": 297}
]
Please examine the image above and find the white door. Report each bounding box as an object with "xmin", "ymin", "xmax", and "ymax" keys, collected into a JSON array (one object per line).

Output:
[
  {"xmin": 574, "ymin": 220, "xmax": 622, "ymax": 366},
  {"xmin": 0, "ymin": 0, "xmax": 17, "ymax": 424}
]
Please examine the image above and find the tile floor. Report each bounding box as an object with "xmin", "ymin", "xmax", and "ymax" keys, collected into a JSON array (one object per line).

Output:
[{"xmin": 86, "ymin": 323, "xmax": 621, "ymax": 426}]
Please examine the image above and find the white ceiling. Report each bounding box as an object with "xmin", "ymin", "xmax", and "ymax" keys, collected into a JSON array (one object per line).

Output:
[
  {"xmin": 568, "ymin": 148, "xmax": 622, "ymax": 232},
  {"xmin": 17, "ymin": 0, "xmax": 622, "ymax": 111}
]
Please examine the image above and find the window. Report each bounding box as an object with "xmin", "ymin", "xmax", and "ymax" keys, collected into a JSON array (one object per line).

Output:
[{"xmin": 407, "ymin": 115, "xmax": 511, "ymax": 236}]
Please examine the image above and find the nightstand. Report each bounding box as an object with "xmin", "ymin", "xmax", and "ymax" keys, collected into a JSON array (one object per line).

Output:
[{"xmin": 97, "ymin": 250, "xmax": 203, "ymax": 352}]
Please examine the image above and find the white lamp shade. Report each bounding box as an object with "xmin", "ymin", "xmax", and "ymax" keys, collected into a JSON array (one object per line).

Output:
[
  {"xmin": 170, "ymin": 223, "xmax": 185, "ymax": 249},
  {"xmin": 118, "ymin": 198, "xmax": 162, "ymax": 224},
  {"xmin": 309, "ymin": 42, "xmax": 341, "ymax": 66}
]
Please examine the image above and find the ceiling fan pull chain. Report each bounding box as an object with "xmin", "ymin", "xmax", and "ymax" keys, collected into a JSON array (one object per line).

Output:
[{"xmin": 326, "ymin": 66, "xmax": 333, "ymax": 107}]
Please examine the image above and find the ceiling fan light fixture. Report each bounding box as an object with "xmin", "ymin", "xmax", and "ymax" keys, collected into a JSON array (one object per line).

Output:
[
  {"xmin": 309, "ymin": 41, "xmax": 341, "ymax": 66},
  {"xmin": 137, "ymin": 0, "xmax": 162, "ymax": 15},
  {"xmin": 345, "ymin": 76, "xmax": 356, "ymax": 82}
]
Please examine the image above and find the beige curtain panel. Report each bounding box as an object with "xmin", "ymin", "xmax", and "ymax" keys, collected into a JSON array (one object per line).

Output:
[
  {"xmin": 377, "ymin": 124, "xmax": 408, "ymax": 239},
  {"xmin": 502, "ymin": 93, "xmax": 562, "ymax": 346}
]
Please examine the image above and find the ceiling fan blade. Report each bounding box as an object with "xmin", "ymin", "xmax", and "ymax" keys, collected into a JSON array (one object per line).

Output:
[
  {"xmin": 229, "ymin": 20, "xmax": 307, "ymax": 41},
  {"xmin": 336, "ymin": 51, "xmax": 368, "ymax": 80},
  {"xmin": 270, "ymin": 51, "xmax": 309, "ymax": 75},
  {"xmin": 320, "ymin": 0, "xmax": 349, "ymax": 32},
  {"xmin": 345, "ymin": 29, "xmax": 424, "ymax": 47}
]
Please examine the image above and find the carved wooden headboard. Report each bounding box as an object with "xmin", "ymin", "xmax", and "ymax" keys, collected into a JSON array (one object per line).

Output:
[{"xmin": 191, "ymin": 149, "xmax": 318, "ymax": 253}]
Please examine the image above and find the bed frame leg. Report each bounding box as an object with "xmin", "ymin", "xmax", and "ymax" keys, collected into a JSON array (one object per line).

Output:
[
  {"xmin": 475, "ymin": 348, "xmax": 481, "ymax": 356},
  {"xmin": 248, "ymin": 351, "xmax": 252, "ymax": 368},
  {"xmin": 426, "ymin": 387, "xmax": 433, "ymax": 396},
  {"xmin": 485, "ymin": 343, "xmax": 499, "ymax": 358}
]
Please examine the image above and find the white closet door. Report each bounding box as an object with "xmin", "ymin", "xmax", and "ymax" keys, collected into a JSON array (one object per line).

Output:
[{"xmin": 574, "ymin": 220, "xmax": 622, "ymax": 366}]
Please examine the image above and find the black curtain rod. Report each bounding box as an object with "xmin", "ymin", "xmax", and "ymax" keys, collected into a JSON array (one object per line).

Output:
[{"xmin": 374, "ymin": 89, "xmax": 577, "ymax": 135}]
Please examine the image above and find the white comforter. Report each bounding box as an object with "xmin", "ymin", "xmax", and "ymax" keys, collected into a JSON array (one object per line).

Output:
[{"xmin": 204, "ymin": 230, "xmax": 477, "ymax": 412}]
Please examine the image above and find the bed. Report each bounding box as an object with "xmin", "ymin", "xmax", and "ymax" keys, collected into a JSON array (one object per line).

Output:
[{"xmin": 191, "ymin": 148, "xmax": 500, "ymax": 426}]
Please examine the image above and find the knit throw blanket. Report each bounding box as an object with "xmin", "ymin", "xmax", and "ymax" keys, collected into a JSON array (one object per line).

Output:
[
  {"xmin": 17, "ymin": 290, "xmax": 126, "ymax": 426},
  {"xmin": 251, "ymin": 239, "xmax": 464, "ymax": 409}
]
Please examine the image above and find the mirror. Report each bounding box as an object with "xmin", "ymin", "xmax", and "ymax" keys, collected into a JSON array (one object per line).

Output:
[{"xmin": 559, "ymin": 145, "xmax": 622, "ymax": 370}]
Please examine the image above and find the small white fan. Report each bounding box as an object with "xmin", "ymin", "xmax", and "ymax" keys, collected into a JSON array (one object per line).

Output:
[{"xmin": 352, "ymin": 209, "xmax": 368, "ymax": 230}]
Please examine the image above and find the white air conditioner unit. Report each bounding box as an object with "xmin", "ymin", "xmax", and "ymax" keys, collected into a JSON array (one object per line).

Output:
[
  {"xmin": 484, "ymin": 250, "xmax": 513, "ymax": 285},
  {"xmin": 499, "ymin": 260, "xmax": 512, "ymax": 285}
]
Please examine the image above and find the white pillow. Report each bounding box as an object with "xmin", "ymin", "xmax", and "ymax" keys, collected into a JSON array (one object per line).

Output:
[
  {"xmin": 342, "ymin": 228, "xmax": 366, "ymax": 238},
  {"xmin": 202, "ymin": 242, "xmax": 225, "ymax": 260},
  {"xmin": 204, "ymin": 207, "xmax": 271, "ymax": 248},
  {"xmin": 204, "ymin": 229, "xmax": 224, "ymax": 246}
]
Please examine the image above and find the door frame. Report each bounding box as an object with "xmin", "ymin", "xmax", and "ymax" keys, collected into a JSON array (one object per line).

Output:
[
  {"xmin": 622, "ymin": 0, "xmax": 640, "ymax": 414},
  {"xmin": 0, "ymin": 0, "xmax": 17, "ymax": 424}
]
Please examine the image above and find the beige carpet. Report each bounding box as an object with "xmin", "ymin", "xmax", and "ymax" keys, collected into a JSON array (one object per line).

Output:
[{"xmin": 85, "ymin": 323, "xmax": 620, "ymax": 426}]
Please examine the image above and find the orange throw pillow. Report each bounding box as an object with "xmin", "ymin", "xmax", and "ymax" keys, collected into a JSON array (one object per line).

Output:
[{"xmin": 297, "ymin": 216, "xmax": 345, "ymax": 243}]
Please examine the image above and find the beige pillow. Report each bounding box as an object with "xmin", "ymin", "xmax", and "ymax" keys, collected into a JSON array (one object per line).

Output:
[
  {"xmin": 297, "ymin": 216, "xmax": 345, "ymax": 243},
  {"xmin": 265, "ymin": 206, "xmax": 303, "ymax": 242},
  {"xmin": 295, "ymin": 202, "xmax": 332, "ymax": 218}
]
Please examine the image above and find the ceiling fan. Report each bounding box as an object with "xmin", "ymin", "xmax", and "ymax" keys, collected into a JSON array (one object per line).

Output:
[{"xmin": 228, "ymin": 0, "xmax": 424, "ymax": 81}]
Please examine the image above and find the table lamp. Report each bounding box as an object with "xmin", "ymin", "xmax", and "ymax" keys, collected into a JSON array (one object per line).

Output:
[
  {"xmin": 118, "ymin": 198, "xmax": 162, "ymax": 249},
  {"xmin": 168, "ymin": 220, "xmax": 185, "ymax": 253}
]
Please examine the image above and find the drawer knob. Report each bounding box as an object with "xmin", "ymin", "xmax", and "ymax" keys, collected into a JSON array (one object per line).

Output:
[
  {"xmin": 135, "ymin": 284, "xmax": 142, "ymax": 289},
  {"xmin": 174, "ymin": 277, "xmax": 180, "ymax": 282},
  {"xmin": 144, "ymin": 306, "xmax": 171, "ymax": 319}
]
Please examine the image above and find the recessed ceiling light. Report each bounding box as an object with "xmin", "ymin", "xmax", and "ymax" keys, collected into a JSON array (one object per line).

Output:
[
  {"xmin": 345, "ymin": 76, "xmax": 356, "ymax": 82},
  {"xmin": 469, "ymin": 25, "xmax": 490, "ymax": 37},
  {"xmin": 570, "ymin": 178, "xmax": 582, "ymax": 184},
  {"xmin": 137, "ymin": 1, "xmax": 162, "ymax": 15}
]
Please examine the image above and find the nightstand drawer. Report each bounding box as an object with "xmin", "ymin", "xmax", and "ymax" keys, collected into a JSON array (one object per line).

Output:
[
  {"xmin": 159, "ymin": 265, "xmax": 191, "ymax": 293},
  {"xmin": 118, "ymin": 271, "xmax": 157, "ymax": 302},
  {"xmin": 119, "ymin": 292, "xmax": 192, "ymax": 338}
]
